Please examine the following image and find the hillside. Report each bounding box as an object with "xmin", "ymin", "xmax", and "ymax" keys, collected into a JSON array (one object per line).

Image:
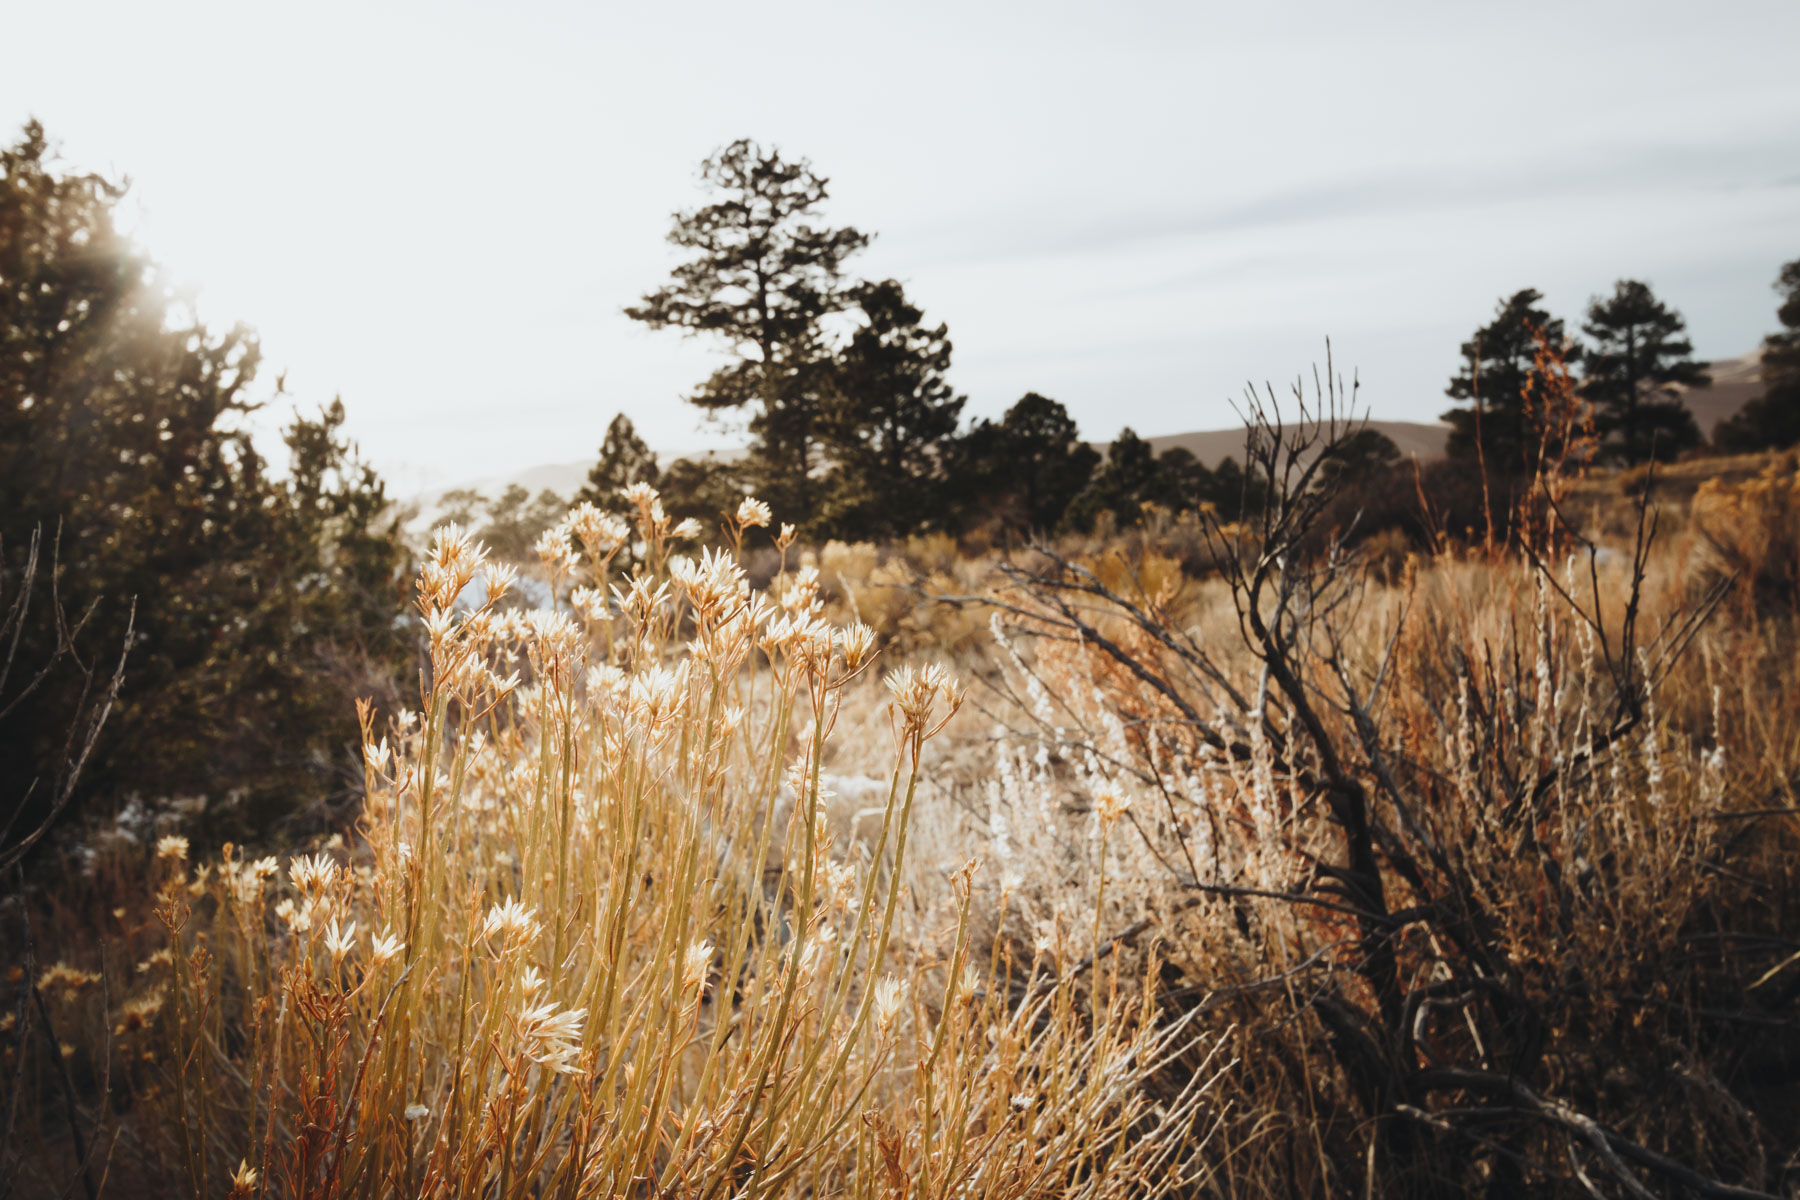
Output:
[{"xmin": 411, "ymin": 357, "xmax": 1764, "ymax": 522}]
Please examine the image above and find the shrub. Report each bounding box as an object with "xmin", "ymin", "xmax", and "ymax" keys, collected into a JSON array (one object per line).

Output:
[{"xmin": 15, "ymin": 492, "xmax": 1228, "ymax": 1198}]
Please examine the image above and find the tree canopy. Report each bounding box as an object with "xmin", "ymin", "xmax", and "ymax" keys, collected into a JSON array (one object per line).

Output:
[
  {"xmin": 1443, "ymin": 289, "xmax": 1584, "ymax": 473},
  {"xmin": 1580, "ymin": 279, "xmax": 1706, "ymax": 463},
  {"xmin": 1716, "ymin": 257, "xmax": 1800, "ymax": 452},
  {"xmin": 821, "ymin": 279, "xmax": 965, "ymax": 540},
  {"xmin": 1, "ymin": 121, "xmax": 410, "ymax": 854},
  {"xmin": 626, "ymin": 140, "xmax": 869, "ymax": 518}
]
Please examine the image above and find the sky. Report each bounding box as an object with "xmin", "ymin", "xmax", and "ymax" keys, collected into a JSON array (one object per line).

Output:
[{"xmin": 6, "ymin": 0, "xmax": 1798, "ymax": 494}]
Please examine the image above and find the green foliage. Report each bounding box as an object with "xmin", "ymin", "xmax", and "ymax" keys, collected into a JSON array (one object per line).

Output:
[
  {"xmin": 655, "ymin": 455, "xmax": 746, "ymax": 529},
  {"xmin": 1716, "ymin": 256, "xmax": 1800, "ymax": 452},
  {"xmin": 626, "ymin": 140, "xmax": 869, "ymax": 518},
  {"xmin": 474, "ymin": 484, "xmax": 565, "ymax": 563},
  {"xmin": 1066, "ymin": 427, "xmax": 1159, "ymax": 530},
  {"xmin": 0, "ymin": 121, "xmax": 410, "ymax": 852},
  {"xmin": 1314, "ymin": 427, "xmax": 1402, "ymax": 494},
  {"xmin": 954, "ymin": 393, "xmax": 1098, "ymax": 534},
  {"xmin": 577, "ymin": 413, "xmax": 660, "ymax": 511},
  {"xmin": 821, "ymin": 280, "xmax": 965, "ymax": 540},
  {"xmin": 1580, "ymin": 279, "xmax": 1706, "ymax": 463},
  {"xmin": 1442, "ymin": 288, "xmax": 1581, "ymax": 472}
]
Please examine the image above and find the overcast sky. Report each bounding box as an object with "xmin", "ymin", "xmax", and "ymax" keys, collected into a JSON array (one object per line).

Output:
[{"xmin": 7, "ymin": 0, "xmax": 1798, "ymax": 492}]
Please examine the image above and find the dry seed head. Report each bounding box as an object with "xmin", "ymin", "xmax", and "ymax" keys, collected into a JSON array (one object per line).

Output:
[
  {"xmin": 289, "ymin": 852, "xmax": 339, "ymax": 897},
  {"xmin": 482, "ymin": 897, "xmax": 541, "ymax": 947},
  {"xmin": 369, "ymin": 929, "xmax": 404, "ymax": 967},
  {"xmin": 569, "ymin": 586, "xmax": 609, "ymax": 623},
  {"xmin": 229, "ymin": 1159, "xmax": 258, "ymax": 1198},
  {"xmin": 517, "ymin": 1001, "xmax": 585, "ymax": 1074},
  {"xmin": 1095, "ymin": 786, "xmax": 1131, "ymax": 829},
  {"xmin": 484, "ymin": 561, "xmax": 518, "ymax": 600},
  {"xmin": 736, "ymin": 497, "xmax": 772, "ymax": 529},
  {"xmin": 874, "ymin": 975, "xmax": 904, "ymax": 1033},
  {"xmin": 672, "ymin": 517, "xmax": 703, "ymax": 540},
  {"xmin": 620, "ymin": 481, "xmax": 660, "ymax": 510},
  {"xmin": 155, "ymin": 835, "xmax": 189, "ymax": 862},
  {"xmin": 533, "ymin": 526, "xmax": 578, "ymax": 571},
  {"xmin": 37, "ymin": 963, "xmax": 101, "ymax": 995},
  {"xmin": 519, "ymin": 965, "xmax": 546, "ymax": 996},
  {"xmin": 324, "ymin": 918, "xmax": 357, "ymax": 966},
  {"xmin": 683, "ymin": 940, "xmax": 713, "ymax": 987},
  {"xmin": 839, "ymin": 622, "xmax": 876, "ymax": 671}
]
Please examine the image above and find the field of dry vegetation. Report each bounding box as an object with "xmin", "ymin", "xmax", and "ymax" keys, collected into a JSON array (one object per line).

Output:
[{"xmin": 9, "ymin": 406, "xmax": 1800, "ymax": 1199}]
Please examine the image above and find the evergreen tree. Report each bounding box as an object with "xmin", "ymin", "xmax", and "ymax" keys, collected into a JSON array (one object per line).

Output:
[
  {"xmin": 1716, "ymin": 257, "xmax": 1800, "ymax": 452},
  {"xmin": 478, "ymin": 484, "xmax": 566, "ymax": 562},
  {"xmin": 823, "ymin": 280, "xmax": 965, "ymax": 539},
  {"xmin": 956, "ymin": 393, "xmax": 1098, "ymax": 533},
  {"xmin": 1315, "ymin": 428, "xmax": 1403, "ymax": 494},
  {"xmin": 1067, "ymin": 428, "xmax": 1160, "ymax": 530},
  {"xmin": 657, "ymin": 456, "xmax": 746, "ymax": 529},
  {"xmin": 626, "ymin": 140, "xmax": 870, "ymax": 519},
  {"xmin": 1145, "ymin": 446, "xmax": 1214, "ymax": 511},
  {"xmin": 578, "ymin": 413, "xmax": 660, "ymax": 510},
  {"xmin": 1580, "ymin": 280, "xmax": 1706, "ymax": 463},
  {"xmin": 0, "ymin": 122, "xmax": 410, "ymax": 848},
  {"xmin": 1443, "ymin": 289, "xmax": 1581, "ymax": 473}
]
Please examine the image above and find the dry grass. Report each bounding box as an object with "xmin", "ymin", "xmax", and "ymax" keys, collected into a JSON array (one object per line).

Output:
[
  {"xmin": 11, "ymin": 490, "xmax": 1224, "ymax": 1200},
  {"xmin": 12, "ymin": 443, "xmax": 1800, "ymax": 1199}
]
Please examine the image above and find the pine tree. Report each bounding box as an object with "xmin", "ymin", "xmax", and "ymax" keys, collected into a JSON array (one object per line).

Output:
[
  {"xmin": 955, "ymin": 393, "xmax": 1098, "ymax": 533},
  {"xmin": 1067, "ymin": 428, "xmax": 1160, "ymax": 530},
  {"xmin": 1315, "ymin": 428, "xmax": 1403, "ymax": 494},
  {"xmin": 823, "ymin": 280, "xmax": 965, "ymax": 539},
  {"xmin": 1580, "ymin": 280, "xmax": 1706, "ymax": 463},
  {"xmin": 626, "ymin": 140, "xmax": 870, "ymax": 519},
  {"xmin": 1443, "ymin": 289, "xmax": 1581, "ymax": 473},
  {"xmin": 578, "ymin": 413, "xmax": 660, "ymax": 510},
  {"xmin": 0, "ymin": 121, "xmax": 411, "ymax": 847},
  {"xmin": 1716, "ymin": 257, "xmax": 1800, "ymax": 452}
]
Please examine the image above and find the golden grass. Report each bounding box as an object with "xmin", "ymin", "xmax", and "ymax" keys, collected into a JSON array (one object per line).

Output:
[{"xmin": 39, "ymin": 490, "xmax": 1225, "ymax": 1199}]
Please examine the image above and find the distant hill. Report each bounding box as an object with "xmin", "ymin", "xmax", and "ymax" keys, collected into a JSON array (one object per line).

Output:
[
  {"xmin": 1671, "ymin": 349, "xmax": 1764, "ymax": 440},
  {"xmin": 1119, "ymin": 420, "xmax": 1451, "ymax": 468},
  {"xmin": 410, "ymin": 358, "xmax": 1766, "ymax": 525}
]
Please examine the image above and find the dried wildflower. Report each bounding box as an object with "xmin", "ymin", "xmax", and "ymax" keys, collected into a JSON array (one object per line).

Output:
[
  {"xmin": 569, "ymin": 585, "xmax": 609, "ymax": 623},
  {"xmin": 519, "ymin": 965, "xmax": 546, "ymax": 996},
  {"xmin": 1094, "ymin": 786, "xmax": 1131, "ymax": 828},
  {"xmin": 155, "ymin": 835, "xmax": 189, "ymax": 862},
  {"xmin": 885, "ymin": 663, "xmax": 958, "ymax": 730},
  {"xmin": 683, "ymin": 940, "xmax": 713, "ymax": 988},
  {"xmin": 370, "ymin": 929, "xmax": 404, "ymax": 968},
  {"xmin": 533, "ymin": 525, "xmax": 578, "ymax": 571},
  {"xmin": 874, "ymin": 975, "xmax": 904, "ymax": 1033},
  {"xmin": 736, "ymin": 497, "xmax": 772, "ymax": 529},
  {"xmin": 672, "ymin": 517, "xmax": 703, "ymax": 540},
  {"xmin": 482, "ymin": 897, "xmax": 541, "ymax": 947},
  {"xmin": 229, "ymin": 1159, "xmax": 258, "ymax": 1197},
  {"xmin": 517, "ymin": 1001, "xmax": 585, "ymax": 1074},
  {"xmin": 37, "ymin": 963, "xmax": 101, "ymax": 995},
  {"xmin": 113, "ymin": 989, "xmax": 166, "ymax": 1035},
  {"xmin": 404, "ymin": 1103, "xmax": 430, "ymax": 1121},
  {"xmin": 274, "ymin": 898, "xmax": 312, "ymax": 933},
  {"xmin": 289, "ymin": 852, "xmax": 339, "ymax": 896},
  {"xmin": 324, "ymin": 919, "xmax": 357, "ymax": 966},
  {"xmin": 839, "ymin": 622, "xmax": 877, "ymax": 671}
]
